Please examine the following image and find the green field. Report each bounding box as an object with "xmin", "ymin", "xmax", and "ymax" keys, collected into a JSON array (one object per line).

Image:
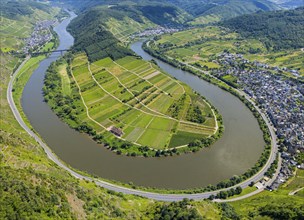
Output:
[
  {"xmin": 57, "ymin": 62, "xmax": 71, "ymax": 96},
  {"xmin": 69, "ymin": 54, "xmax": 217, "ymax": 150}
]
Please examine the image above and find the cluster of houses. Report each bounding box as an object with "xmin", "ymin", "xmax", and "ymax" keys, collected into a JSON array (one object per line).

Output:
[
  {"xmin": 23, "ymin": 20, "xmax": 56, "ymax": 54},
  {"xmin": 212, "ymin": 52, "xmax": 304, "ymax": 188},
  {"xmin": 131, "ymin": 26, "xmax": 180, "ymax": 39}
]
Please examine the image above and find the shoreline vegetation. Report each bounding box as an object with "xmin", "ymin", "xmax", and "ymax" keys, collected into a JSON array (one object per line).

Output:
[{"xmin": 43, "ymin": 53, "xmax": 223, "ymax": 158}]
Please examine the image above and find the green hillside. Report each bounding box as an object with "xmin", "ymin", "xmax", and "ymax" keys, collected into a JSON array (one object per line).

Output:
[
  {"xmin": 164, "ymin": 0, "xmax": 280, "ymax": 24},
  {"xmin": 68, "ymin": 3, "xmax": 191, "ymax": 62},
  {"xmin": 67, "ymin": 7, "xmax": 134, "ymax": 62},
  {"xmin": 221, "ymin": 7, "xmax": 304, "ymax": 50},
  {"xmin": 168, "ymin": 0, "xmax": 279, "ymax": 15}
]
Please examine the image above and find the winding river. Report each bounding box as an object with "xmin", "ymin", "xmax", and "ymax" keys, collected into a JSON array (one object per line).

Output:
[{"xmin": 21, "ymin": 12, "xmax": 264, "ymax": 189}]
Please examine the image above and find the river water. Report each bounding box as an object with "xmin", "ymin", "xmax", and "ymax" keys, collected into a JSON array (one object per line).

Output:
[{"xmin": 21, "ymin": 12, "xmax": 264, "ymax": 189}]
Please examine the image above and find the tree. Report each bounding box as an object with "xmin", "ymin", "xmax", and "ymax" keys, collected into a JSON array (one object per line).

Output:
[
  {"xmin": 217, "ymin": 191, "xmax": 228, "ymax": 199},
  {"xmin": 235, "ymin": 186, "xmax": 242, "ymax": 195}
]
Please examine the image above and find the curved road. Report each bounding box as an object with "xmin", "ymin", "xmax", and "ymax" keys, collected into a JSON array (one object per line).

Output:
[{"xmin": 7, "ymin": 51, "xmax": 279, "ymax": 202}]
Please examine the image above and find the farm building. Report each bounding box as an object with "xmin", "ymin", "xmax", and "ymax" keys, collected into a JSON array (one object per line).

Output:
[{"xmin": 109, "ymin": 126, "xmax": 123, "ymax": 137}]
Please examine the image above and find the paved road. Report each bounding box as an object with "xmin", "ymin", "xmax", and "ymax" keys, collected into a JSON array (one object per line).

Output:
[
  {"xmin": 216, "ymin": 154, "xmax": 282, "ymax": 202},
  {"xmin": 7, "ymin": 52, "xmax": 280, "ymax": 202}
]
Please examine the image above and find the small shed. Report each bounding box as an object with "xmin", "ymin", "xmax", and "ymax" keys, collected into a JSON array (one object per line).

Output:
[{"xmin": 109, "ymin": 126, "xmax": 123, "ymax": 137}]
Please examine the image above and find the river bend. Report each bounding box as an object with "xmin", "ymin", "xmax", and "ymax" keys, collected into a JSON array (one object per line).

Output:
[{"xmin": 21, "ymin": 12, "xmax": 264, "ymax": 189}]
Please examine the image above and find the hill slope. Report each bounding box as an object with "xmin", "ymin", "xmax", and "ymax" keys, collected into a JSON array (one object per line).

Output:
[
  {"xmin": 168, "ymin": 0, "xmax": 279, "ymax": 16},
  {"xmin": 67, "ymin": 6, "xmax": 135, "ymax": 62},
  {"xmin": 221, "ymin": 7, "xmax": 304, "ymax": 50},
  {"xmin": 165, "ymin": 0, "xmax": 281, "ymax": 24},
  {"xmin": 68, "ymin": 3, "xmax": 191, "ymax": 62}
]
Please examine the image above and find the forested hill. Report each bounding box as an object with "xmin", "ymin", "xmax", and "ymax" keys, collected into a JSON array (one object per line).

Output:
[
  {"xmin": 68, "ymin": 3, "xmax": 191, "ymax": 62},
  {"xmin": 68, "ymin": 7, "xmax": 134, "ymax": 62},
  {"xmin": 135, "ymin": 3, "xmax": 191, "ymax": 25},
  {"xmin": 166, "ymin": 0, "xmax": 280, "ymax": 17},
  {"xmin": 221, "ymin": 7, "xmax": 304, "ymax": 50}
]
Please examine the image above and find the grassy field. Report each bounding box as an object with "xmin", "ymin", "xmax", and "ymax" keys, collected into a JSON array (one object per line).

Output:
[
  {"xmin": 69, "ymin": 54, "xmax": 217, "ymax": 150},
  {"xmin": 154, "ymin": 26, "xmax": 303, "ymax": 77},
  {"xmin": 58, "ymin": 62, "xmax": 71, "ymax": 96}
]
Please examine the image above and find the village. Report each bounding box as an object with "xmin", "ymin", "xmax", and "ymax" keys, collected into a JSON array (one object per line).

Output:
[
  {"xmin": 23, "ymin": 19, "xmax": 56, "ymax": 54},
  {"xmin": 131, "ymin": 26, "xmax": 181, "ymax": 39},
  {"xmin": 211, "ymin": 52, "xmax": 304, "ymax": 189}
]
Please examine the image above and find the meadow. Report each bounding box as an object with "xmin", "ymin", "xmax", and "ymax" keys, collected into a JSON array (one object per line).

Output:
[{"xmin": 69, "ymin": 54, "xmax": 217, "ymax": 150}]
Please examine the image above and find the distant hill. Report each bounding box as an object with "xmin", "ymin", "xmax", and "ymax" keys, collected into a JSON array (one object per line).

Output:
[
  {"xmin": 166, "ymin": 0, "xmax": 276, "ymax": 15},
  {"xmin": 135, "ymin": 3, "xmax": 191, "ymax": 26},
  {"xmin": 221, "ymin": 7, "xmax": 304, "ymax": 50},
  {"xmin": 50, "ymin": 0, "xmax": 280, "ymax": 24},
  {"xmin": 165, "ymin": 0, "xmax": 280, "ymax": 21},
  {"xmin": 268, "ymin": 0, "xmax": 304, "ymax": 8}
]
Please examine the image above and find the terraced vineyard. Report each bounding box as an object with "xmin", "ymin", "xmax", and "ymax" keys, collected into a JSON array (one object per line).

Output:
[
  {"xmin": 105, "ymin": 17, "xmax": 155, "ymax": 43},
  {"xmin": 152, "ymin": 25, "xmax": 304, "ymax": 77},
  {"xmin": 155, "ymin": 26, "xmax": 265, "ymax": 65},
  {"xmin": 70, "ymin": 54, "xmax": 217, "ymax": 150}
]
